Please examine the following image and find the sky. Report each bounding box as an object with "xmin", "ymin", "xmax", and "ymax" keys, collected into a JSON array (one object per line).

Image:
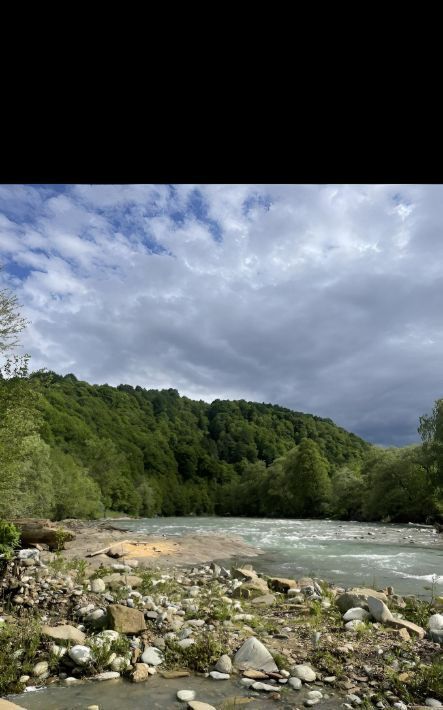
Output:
[{"xmin": 0, "ymin": 182, "xmax": 441, "ymax": 446}]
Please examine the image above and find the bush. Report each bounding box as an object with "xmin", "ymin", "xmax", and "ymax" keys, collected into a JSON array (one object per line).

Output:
[{"xmin": 0, "ymin": 520, "xmax": 20, "ymax": 559}]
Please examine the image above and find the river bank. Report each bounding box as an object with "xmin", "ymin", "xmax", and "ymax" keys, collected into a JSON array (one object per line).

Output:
[{"xmin": 1, "ymin": 521, "xmax": 443, "ymax": 710}]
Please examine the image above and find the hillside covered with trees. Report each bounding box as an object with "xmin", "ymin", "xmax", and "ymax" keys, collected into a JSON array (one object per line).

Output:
[{"xmin": 1, "ymin": 286, "xmax": 442, "ymax": 524}]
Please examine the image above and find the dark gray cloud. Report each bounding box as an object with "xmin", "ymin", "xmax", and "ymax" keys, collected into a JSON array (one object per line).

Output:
[{"xmin": 0, "ymin": 183, "xmax": 442, "ymax": 446}]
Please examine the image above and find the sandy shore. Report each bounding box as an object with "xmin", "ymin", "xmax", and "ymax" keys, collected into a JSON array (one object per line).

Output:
[{"xmin": 56, "ymin": 519, "xmax": 262, "ymax": 569}]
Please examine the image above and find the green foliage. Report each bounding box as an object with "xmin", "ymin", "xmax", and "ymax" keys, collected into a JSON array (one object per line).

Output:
[
  {"xmin": 0, "ymin": 520, "xmax": 20, "ymax": 559},
  {"xmin": 164, "ymin": 632, "xmax": 226, "ymax": 672},
  {"xmin": 410, "ymin": 660, "xmax": 443, "ymax": 701},
  {"xmin": 0, "ymin": 617, "xmax": 42, "ymax": 694},
  {"xmin": 311, "ymin": 649, "xmax": 344, "ymax": 677}
]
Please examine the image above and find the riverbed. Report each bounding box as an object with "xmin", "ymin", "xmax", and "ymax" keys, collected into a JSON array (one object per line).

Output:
[{"xmin": 114, "ymin": 517, "xmax": 443, "ymax": 598}]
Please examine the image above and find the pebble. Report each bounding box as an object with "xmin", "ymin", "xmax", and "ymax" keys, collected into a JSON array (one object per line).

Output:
[
  {"xmin": 426, "ymin": 700, "xmax": 442, "ymax": 708},
  {"xmin": 209, "ymin": 671, "xmax": 230, "ymax": 680},
  {"xmin": 252, "ymin": 682, "xmax": 280, "ymax": 691},
  {"xmin": 289, "ymin": 677, "xmax": 302, "ymax": 690}
]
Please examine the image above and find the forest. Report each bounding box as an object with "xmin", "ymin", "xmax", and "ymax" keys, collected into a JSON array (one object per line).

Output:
[{"xmin": 1, "ymin": 287, "xmax": 443, "ymax": 523}]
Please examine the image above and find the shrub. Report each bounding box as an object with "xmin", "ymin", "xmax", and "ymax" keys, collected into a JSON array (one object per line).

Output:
[{"xmin": 0, "ymin": 520, "xmax": 20, "ymax": 560}]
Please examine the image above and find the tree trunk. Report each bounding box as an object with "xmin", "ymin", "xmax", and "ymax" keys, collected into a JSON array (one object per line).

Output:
[{"xmin": 11, "ymin": 518, "xmax": 75, "ymax": 550}]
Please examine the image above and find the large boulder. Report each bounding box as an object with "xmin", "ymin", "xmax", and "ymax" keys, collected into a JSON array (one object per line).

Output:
[
  {"xmin": 106, "ymin": 604, "xmax": 146, "ymax": 634},
  {"xmin": 233, "ymin": 637, "xmax": 278, "ymax": 673},
  {"xmin": 336, "ymin": 588, "xmax": 388, "ymax": 614},
  {"xmin": 232, "ymin": 566, "xmax": 257, "ymax": 581},
  {"xmin": 41, "ymin": 624, "xmax": 86, "ymax": 644},
  {"xmin": 232, "ymin": 577, "xmax": 269, "ymax": 599},
  {"xmin": 367, "ymin": 596, "xmax": 393, "ymax": 623}
]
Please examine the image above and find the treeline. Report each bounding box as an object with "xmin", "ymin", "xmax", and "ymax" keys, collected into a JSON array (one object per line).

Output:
[{"xmin": 1, "ymin": 367, "xmax": 442, "ymax": 523}]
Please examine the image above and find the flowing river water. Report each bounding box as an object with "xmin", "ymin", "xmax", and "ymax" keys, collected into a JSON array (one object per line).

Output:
[{"xmin": 11, "ymin": 517, "xmax": 443, "ymax": 710}]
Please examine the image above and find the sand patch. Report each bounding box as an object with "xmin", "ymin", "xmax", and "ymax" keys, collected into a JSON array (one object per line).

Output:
[{"xmin": 108, "ymin": 539, "xmax": 178, "ymax": 559}]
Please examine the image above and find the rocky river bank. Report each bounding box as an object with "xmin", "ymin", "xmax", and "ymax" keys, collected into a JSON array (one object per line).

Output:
[{"xmin": 1, "ymin": 522, "xmax": 443, "ymax": 710}]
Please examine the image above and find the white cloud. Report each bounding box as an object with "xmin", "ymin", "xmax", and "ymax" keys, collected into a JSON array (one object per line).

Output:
[{"xmin": 1, "ymin": 183, "xmax": 442, "ymax": 445}]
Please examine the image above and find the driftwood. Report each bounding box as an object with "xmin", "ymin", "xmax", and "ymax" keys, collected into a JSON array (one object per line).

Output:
[{"xmin": 12, "ymin": 518, "xmax": 75, "ymax": 550}]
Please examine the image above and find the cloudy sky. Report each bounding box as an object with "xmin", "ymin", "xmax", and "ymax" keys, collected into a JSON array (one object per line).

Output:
[{"xmin": 0, "ymin": 183, "xmax": 441, "ymax": 446}]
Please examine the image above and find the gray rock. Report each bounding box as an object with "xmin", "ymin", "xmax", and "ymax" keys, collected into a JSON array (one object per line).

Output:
[
  {"xmin": 233, "ymin": 636, "xmax": 278, "ymax": 672},
  {"xmin": 214, "ymin": 654, "xmax": 232, "ymax": 673},
  {"xmin": 367, "ymin": 596, "xmax": 393, "ymax": 623},
  {"xmin": 425, "ymin": 700, "xmax": 442, "ymax": 708},
  {"xmin": 289, "ymin": 676, "xmax": 302, "ymax": 690},
  {"xmin": 209, "ymin": 671, "xmax": 230, "ymax": 679},
  {"xmin": 177, "ymin": 638, "xmax": 195, "ymax": 649},
  {"xmin": 291, "ymin": 664, "xmax": 316, "ymax": 682},
  {"xmin": 306, "ymin": 691, "xmax": 323, "ymax": 700}
]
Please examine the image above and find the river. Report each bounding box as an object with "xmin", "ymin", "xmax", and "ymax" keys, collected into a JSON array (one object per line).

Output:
[
  {"xmin": 10, "ymin": 517, "xmax": 443, "ymax": 709},
  {"xmin": 114, "ymin": 516, "xmax": 443, "ymax": 599}
]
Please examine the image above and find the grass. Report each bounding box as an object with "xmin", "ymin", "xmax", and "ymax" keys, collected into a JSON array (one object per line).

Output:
[
  {"xmin": 0, "ymin": 616, "xmax": 43, "ymax": 694},
  {"xmin": 401, "ymin": 597, "xmax": 433, "ymax": 628},
  {"xmin": 87, "ymin": 633, "xmax": 131, "ymax": 673},
  {"xmin": 47, "ymin": 554, "xmax": 88, "ymax": 585},
  {"xmin": 163, "ymin": 632, "xmax": 227, "ymax": 672},
  {"xmin": 311, "ymin": 649, "xmax": 344, "ymax": 678}
]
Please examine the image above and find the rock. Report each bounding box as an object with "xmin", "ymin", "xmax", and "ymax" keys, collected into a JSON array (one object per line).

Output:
[
  {"xmin": 232, "ymin": 566, "xmax": 257, "ymax": 581},
  {"xmin": 367, "ymin": 596, "xmax": 393, "ymax": 623},
  {"xmin": 102, "ymin": 573, "xmax": 143, "ymax": 589},
  {"xmin": 161, "ymin": 671, "xmax": 190, "ymax": 678},
  {"xmin": 429, "ymin": 629, "xmax": 443, "ymax": 644},
  {"xmin": 93, "ymin": 671, "xmax": 120, "ymax": 681},
  {"xmin": 209, "ymin": 671, "xmax": 230, "ymax": 679},
  {"xmin": 178, "ymin": 639, "xmax": 195, "ymax": 649},
  {"xmin": 336, "ymin": 588, "xmax": 388, "ymax": 614},
  {"xmin": 252, "ymin": 682, "xmax": 279, "ymax": 691},
  {"xmin": 234, "ymin": 637, "xmax": 278, "ymax": 673},
  {"xmin": 107, "ymin": 604, "xmax": 146, "ymax": 633},
  {"xmin": 398, "ymin": 628, "xmax": 411, "ymax": 642},
  {"xmin": 110, "ymin": 655, "xmax": 130, "ymax": 672},
  {"xmin": 343, "ymin": 608, "xmax": 371, "ymax": 622},
  {"xmin": 233, "ymin": 577, "xmax": 269, "ymax": 598},
  {"xmin": 68, "ymin": 644, "xmax": 92, "ymax": 665},
  {"xmin": 305, "ymin": 700, "xmax": 320, "ymax": 707},
  {"xmin": 210, "ymin": 562, "xmax": 221, "ymax": 577},
  {"xmin": 32, "ymin": 661, "xmax": 49, "ymax": 677},
  {"xmin": 91, "ymin": 578, "xmax": 106, "ymax": 593},
  {"xmin": 0, "ymin": 701, "xmax": 27, "ymax": 709},
  {"xmin": 306, "ymin": 691, "xmax": 323, "ymax": 700},
  {"xmin": 251, "ymin": 594, "xmax": 276, "ymax": 606},
  {"xmin": 141, "ymin": 646, "xmax": 164, "ymax": 666},
  {"xmin": 429, "ymin": 613, "xmax": 443, "ymax": 630},
  {"xmin": 242, "ymin": 670, "xmax": 268, "ymax": 679},
  {"xmin": 386, "ymin": 618, "xmax": 425, "ymax": 638},
  {"xmin": 215, "ymin": 655, "xmax": 232, "ymax": 673},
  {"xmin": 177, "ymin": 690, "xmax": 196, "ymax": 701},
  {"xmin": 188, "ymin": 702, "xmax": 217, "ymax": 710},
  {"xmin": 345, "ymin": 620, "xmax": 366, "ymax": 631},
  {"xmin": 131, "ymin": 663, "xmax": 151, "ymax": 683},
  {"xmin": 268, "ymin": 577, "xmax": 297, "ymax": 593},
  {"xmin": 290, "ymin": 665, "xmax": 316, "ymax": 682},
  {"xmin": 425, "ymin": 700, "xmax": 442, "ymax": 708}
]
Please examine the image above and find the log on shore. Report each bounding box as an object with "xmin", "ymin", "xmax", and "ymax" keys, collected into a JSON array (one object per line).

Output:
[{"xmin": 11, "ymin": 519, "xmax": 75, "ymax": 550}]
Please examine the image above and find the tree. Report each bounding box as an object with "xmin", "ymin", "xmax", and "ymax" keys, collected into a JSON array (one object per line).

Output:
[{"xmin": 283, "ymin": 439, "xmax": 332, "ymax": 517}]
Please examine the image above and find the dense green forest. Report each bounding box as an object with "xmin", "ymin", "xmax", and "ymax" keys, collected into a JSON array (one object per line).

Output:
[{"xmin": 1, "ymin": 286, "xmax": 443, "ymax": 523}]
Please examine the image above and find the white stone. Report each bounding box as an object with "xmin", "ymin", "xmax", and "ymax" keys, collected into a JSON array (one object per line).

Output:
[
  {"xmin": 178, "ymin": 638, "xmax": 195, "ymax": 649},
  {"xmin": 141, "ymin": 646, "xmax": 163, "ymax": 666},
  {"xmin": 345, "ymin": 620, "xmax": 366, "ymax": 631},
  {"xmin": 252, "ymin": 681, "xmax": 279, "ymax": 691},
  {"xmin": 428, "ymin": 614, "xmax": 443, "ymax": 630},
  {"xmin": 291, "ymin": 665, "xmax": 316, "ymax": 682},
  {"xmin": 209, "ymin": 671, "xmax": 230, "ymax": 679},
  {"xmin": 289, "ymin": 676, "xmax": 303, "ymax": 689},
  {"xmin": 33, "ymin": 661, "xmax": 49, "ymax": 676},
  {"xmin": 241, "ymin": 678, "xmax": 255, "ymax": 686},
  {"xmin": 367, "ymin": 596, "xmax": 393, "ymax": 623},
  {"xmin": 93, "ymin": 671, "xmax": 120, "ymax": 681},
  {"xmin": 68, "ymin": 645, "xmax": 92, "ymax": 665},
  {"xmin": 307, "ymin": 691, "xmax": 323, "ymax": 699},
  {"xmin": 425, "ymin": 700, "xmax": 442, "ymax": 708},
  {"xmin": 91, "ymin": 578, "xmax": 106, "ymax": 593},
  {"xmin": 343, "ymin": 608, "xmax": 371, "ymax": 622},
  {"xmin": 177, "ymin": 689, "xmax": 196, "ymax": 701}
]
